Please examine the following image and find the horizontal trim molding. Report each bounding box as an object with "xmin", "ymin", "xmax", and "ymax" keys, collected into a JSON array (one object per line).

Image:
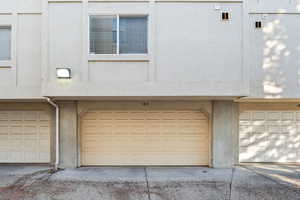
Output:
[
  {"xmin": 89, "ymin": 0, "xmax": 149, "ymax": 2},
  {"xmin": 48, "ymin": 0, "xmax": 242, "ymax": 3},
  {"xmin": 17, "ymin": 13, "xmax": 42, "ymax": 15},
  {"xmin": 88, "ymin": 54, "xmax": 150, "ymax": 61},
  {"xmin": 0, "ymin": 61, "xmax": 12, "ymax": 68},
  {"xmin": 249, "ymin": 12, "xmax": 300, "ymax": 15},
  {"xmin": 89, "ymin": 60, "xmax": 149, "ymax": 62},
  {"xmin": 0, "ymin": 66, "xmax": 12, "ymax": 69},
  {"xmin": 48, "ymin": 0, "xmax": 83, "ymax": 3},
  {"xmin": 236, "ymin": 98, "xmax": 300, "ymax": 103},
  {"xmin": 156, "ymin": 0, "xmax": 242, "ymax": 2}
]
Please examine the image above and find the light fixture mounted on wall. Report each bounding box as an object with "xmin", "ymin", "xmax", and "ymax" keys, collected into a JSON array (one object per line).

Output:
[{"xmin": 56, "ymin": 68, "xmax": 72, "ymax": 79}]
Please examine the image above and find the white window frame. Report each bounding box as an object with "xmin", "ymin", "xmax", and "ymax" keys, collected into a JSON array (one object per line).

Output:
[
  {"xmin": 88, "ymin": 13, "xmax": 149, "ymax": 57},
  {"xmin": 0, "ymin": 25, "xmax": 12, "ymax": 67}
]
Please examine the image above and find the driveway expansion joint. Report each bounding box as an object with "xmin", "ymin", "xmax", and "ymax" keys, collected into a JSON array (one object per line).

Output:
[
  {"xmin": 227, "ymin": 167, "xmax": 235, "ymax": 200},
  {"xmin": 144, "ymin": 167, "xmax": 152, "ymax": 200}
]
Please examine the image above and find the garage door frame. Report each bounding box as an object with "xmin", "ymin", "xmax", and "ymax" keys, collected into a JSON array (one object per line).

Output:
[
  {"xmin": 0, "ymin": 103, "xmax": 54, "ymax": 164},
  {"xmin": 77, "ymin": 101, "xmax": 212, "ymax": 167}
]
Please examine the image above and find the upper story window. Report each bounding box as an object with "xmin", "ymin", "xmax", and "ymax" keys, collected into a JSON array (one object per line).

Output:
[
  {"xmin": 89, "ymin": 15, "xmax": 148, "ymax": 55},
  {"xmin": 0, "ymin": 26, "xmax": 11, "ymax": 60}
]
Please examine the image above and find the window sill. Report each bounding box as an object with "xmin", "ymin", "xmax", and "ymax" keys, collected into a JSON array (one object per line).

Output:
[
  {"xmin": 88, "ymin": 54, "xmax": 149, "ymax": 62},
  {"xmin": 0, "ymin": 60, "xmax": 12, "ymax": 68}
]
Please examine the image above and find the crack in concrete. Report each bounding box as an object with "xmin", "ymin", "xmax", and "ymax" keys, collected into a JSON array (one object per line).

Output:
[
  {"xmin": 144, "ymin": 167, "xmax": 152, "ymax": 200},
  {"xmin": 228, "ymin": 167, "xmax": 235, "ymax": 200}
]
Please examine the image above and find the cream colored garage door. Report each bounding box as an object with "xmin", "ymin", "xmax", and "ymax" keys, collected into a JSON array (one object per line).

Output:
[
  {"xmin": 0, "ymin": 111, "xmax": 51, "ymax": 163},
  {"xmin": 240, "ymin": 111, "xmax": 300, "ymax": 163},
  {"xmin": 81, "ymin": 110, "xmax": 209, "ymax": 166}
]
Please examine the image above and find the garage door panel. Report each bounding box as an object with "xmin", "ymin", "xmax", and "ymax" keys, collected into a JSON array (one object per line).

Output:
[
  {"xmin": 81, "ymin": 110, "xmax": 209, "ymax": 166},
  {"xmin": 40, "ymin": 126, "xmax": 50, "ymax": 134},
  {"xmin": 11, "ymin": 125, "xmax": 22, "ymax": 133},
  {"xmin": 0, "ymin": 127, "xmax": 9, "ymax": 136},
  {"xmin": 24, "ymin": 139, "xmax": 37, "ymax": 147},
  {"xmin": 293, "ymin": 132, "xmax": 300, "ymax": 141},
  {"xmin": 24, "ymin": 112, "xmax": 38, "ymax": 121},
  {"xmin": 268, "ymin": 125, "xmax": 281, "ymax": 133},
  {"xmin": 239, "ymin": 110, "xmax": 299, "ymax": 163},
  {"xmin": 83, "ymin": 139, "xmax": 207, "ymax": 150},
  {"xmin": 178, "ymin": 122, "xmax": 206, "ymax": 128},
  {"xmin": 0, "ymin": 141, "xmax": 8, "ymax": 148},
  {"xmin": 24, "ymin": 153, "xmax": 38, "ymax": 161},
  {"xmin": 39, "ymin": 112, "xmax": 51, "ymax": 121},
  {"xmin": 0, "ymin": 152, "xmax": 8, "ymax": 161},
  {"xmin": 282, "ymin": 112, "xmax": 294, "ymax": 121},
  {"xmin": 0, "ymin": 112, "xmax": 8, "ymax": 120},
  {"xmin": 24, "ymin": 154, "xmax": 39, "ymax": 162},
  {"xmin": 24, "ymin": 126, "xmax": 37, "ymax": 135},
  {"xmin": 83, "ymin": 111, "xmax": 98, "ymax": 120},
  {"xmin": 39, "ymin": 153, "xmax": 50, "ymax": 162},
  {"xmin": 267, "ymin": 112, "xmax": 281, "ymax": 121},
  {"xmin": 281, "ymin": 125, "xmax": 295, "ymax": 133},
  {"xmin": 240, "ymin": 136, "xmax": 252, "ymax": 147},
  {"xmin": 83, "ymin": 154, "xmax": 209, "ymax": 166},
  {"xmin": 252, "ymin": 112, "xmax": 266, "ymax": 121},
  {"xmin": 0, "ymin": 111, "xmax": 51, "ymax": 163},
  {"xmin": 252, "ymin": 125, "xmax": 265, "ymax": 133},
  {"xmin": 10, "ymin": 153, "xmax": 22, "ymax": 162},
  {"xmin": 180, "ymin": 132, "xmax": 207, "ymax": 136},
  {"xmin": 296, "ymin": 112, "xmax": 300, "ymax": 120},
  {"xmin": 9, "ymin": 112, "xmax": 23, "ymax": 121}
]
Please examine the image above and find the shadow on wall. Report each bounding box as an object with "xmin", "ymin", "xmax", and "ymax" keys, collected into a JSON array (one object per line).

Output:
[
  {"xmin": 257, "ymin": 8, "xmax": 300, "ymax": 98},
  {"xmin": 261, "ymin": 16, "xmax": 288, "ymax": 98}
]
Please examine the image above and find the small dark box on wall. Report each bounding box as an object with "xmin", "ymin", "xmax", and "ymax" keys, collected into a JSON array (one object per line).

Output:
[
  {"xmin": 255, "ymin": 21, "xmax": 262, "ymax": 28},
  {"xmin": 221, "ymin": 12, "xmax": 229, "ymax": 20}
]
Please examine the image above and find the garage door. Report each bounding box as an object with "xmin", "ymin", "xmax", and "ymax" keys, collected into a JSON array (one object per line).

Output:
[
  {"xmin": 239, "ymin": 111, "xmax": 300, "ymax": 163},
  {"xmin": 0, "ymin": 111, "xmax": 51, "ymax": 163},
  {"xmin": 81, "ymin": 110, "xmax": 209, "ymax": 166}
]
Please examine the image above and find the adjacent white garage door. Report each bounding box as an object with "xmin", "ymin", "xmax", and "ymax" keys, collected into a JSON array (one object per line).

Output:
[
  {"xmin": 240, "ymin": 111, "xmax": 300, "ymax": 163},
  {"xmin": 0, "ymin": 111, "xmax": 51, "ymax": 163},
  {"xmin": 81, "ymin": 110, "xmax": 209, "ymax": 166}
]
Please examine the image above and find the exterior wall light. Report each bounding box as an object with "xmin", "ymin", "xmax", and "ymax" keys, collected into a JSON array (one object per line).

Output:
[{"xmin": 56, "ymin": 68, "xmax": 71, "ymax": 79}]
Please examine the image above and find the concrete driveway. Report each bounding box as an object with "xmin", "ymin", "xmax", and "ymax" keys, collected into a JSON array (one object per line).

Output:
[
  {"xmin": 0, "ymin": 165, "xmax": 299, "ymax": 200},
  {"xmin": 241, "ymin": 163, "xmax": 300, "ymax": 188}
]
